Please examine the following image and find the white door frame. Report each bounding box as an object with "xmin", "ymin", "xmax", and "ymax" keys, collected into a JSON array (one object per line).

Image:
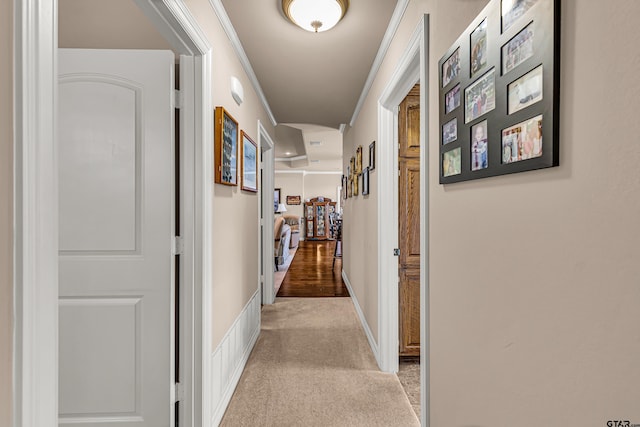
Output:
[
  {"xmin": 13, "ymin": 1, "xmax": 214, "ymax": 425},
  {"xmin": 377, "ymin": 15, "xmax": 430, "ymax": 427},
  {"xmin": 258, "ymin": 121, "xmax": 276, "ymax": 305}
]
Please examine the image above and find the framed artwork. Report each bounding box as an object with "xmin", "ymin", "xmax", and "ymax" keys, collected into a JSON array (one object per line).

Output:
[
  {"xmin": 443, "ymin": 148, "xmax": 461, "ymax": 177},
  {"xmin": 341, "ymin": 175, "xmax": 348, "ymax": 200},
  {"xmin": 369, "ymin": 141, "xmax": 376, "ymax": 171},
  {"xmin": 507, "ymin": 64, "xmax": 542, "ymax": 114},
  {"xmin": 445, "ymin": 84, "xmax": 461, "ymax": 114},
  {"xmin": 442, "ymin": 48, "xmax": 461, "ymax": 88},
  {"xmin": 362, "ymin": 167, "xmax": 370, "ymax": 195},
  {"xmin": 438, "ymin": 0, "xmax": 559, "ymax": 184},
  {"xmin": 464, "ymin": 68, "xmax": 496, "ymax": 123},
  {"xmin": 470, "ymin": 120, "xmax": 489, "ymax": 171},
  {"xmin": 353, "ymin": 172, "xmax": 359, "ymax": 196},
  {"xmin": 350, "ymin": 156, "xmax": 355, "ymax": 177},
  {"xmin": 502, "ymin": 0, "xmax": 540, "ymax": 32},
  {"xmin": 348, "ymin": 177, "xmax": 353, "ymax": 198},
  {"xmin": 502, "ymin": 114, "xmax": 543, "ymax": 163},
  {"xmin": 502, "ymin": 22, "xmax": 534, "ymax": 74},
  {"xmin": 470, "ymin": 19, "xmax": 488, "ymax": 77},
  {"xmin": 214, "ymin": 106, "xmax": 238, "ymax": 186},
  {"xmin": 355, "ymin": 145, "xmax": 363, "ymax": 174},
  {"xmin": 240, "ymin": 131, "xmax": 257, "ymax": 192},
  {"xmin": 443, "ymin": 118, "xmax": 458, "ymax": 145},
  {"xmin": 274, "ymin": 188, "xmax": 281, "ymax": 212},
  {"xmin": 286, "ymin": 195, "xmax": 301, "ymax": 205}
]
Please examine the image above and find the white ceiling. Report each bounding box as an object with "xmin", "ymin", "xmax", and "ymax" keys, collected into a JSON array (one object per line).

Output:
[{"xmin": 221, "ymin": 0, "xmax": 401, "ymax": 170}]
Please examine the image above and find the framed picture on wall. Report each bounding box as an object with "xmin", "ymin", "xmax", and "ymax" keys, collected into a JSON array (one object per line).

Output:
[
  {"xmin": 362, "ymin": 167, "xmax": 370, "ymax": 195},
  {"xmin": 369, "ymin": 141, "xmax": 376, "ymax": 171},
  {"xmin": 442, "ymin": 118, "xmax": 458, "ymax": 145},
  {"xmin": 438, "ymin": 0, "xmax": 559, "ymax": 184},
  {"xmin": 507, "ymin": 65, "xmax": 543, "ymax": 114},
  {"xmin": 240, "ymin": 131, "xmax": 257, "ymax": 192},
  {"xmin": 214, "ymin": 106, "xmax": 238, "ymax": 186},
  {"xmin": 274, "ymin": 188, "xmax": 281, "ymax": 212},
  {"xmin": 445, "ymin": 84, "xmax": 461, "ymax": 114},
  {"xmin": 464, "ymin": 68, "xmax": 496, "ymax": 123},
  {"xmin": 442, "ymin": 47, "xmax": 461, "ymax": 87},
  {"xmin": 286, "ymin": 195, "xmax": 301, "ymax": 205},
  {"xmin": 470, "ymin": 18, "xmax": 488, "ymax": 77},
  {"xmin": 502, "ymin": 23, "xmax": 534, "ymax": 74},
  {"xmin": 356, "ymin": 145, "xmax": 363, "ymax": 174}
]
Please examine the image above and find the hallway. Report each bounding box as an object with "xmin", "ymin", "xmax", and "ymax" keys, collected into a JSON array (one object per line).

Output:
[
  {"xmin": 277, "ymin": 240, "xmax": 349, "ymax": 298},
  {"xmin": 220, "ymin": 298, "xmax": 419, "ymax": 426}
]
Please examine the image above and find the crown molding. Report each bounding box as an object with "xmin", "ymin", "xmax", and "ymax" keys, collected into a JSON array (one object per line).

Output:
[
  {"xmin": 349, "ymin": 0, "xmax": 409, "ymax": 127},
  {"xmin": 209, "ymin": 0, "xmax": 278, "ymax": 126},
  {"xmin": 275, "ymin": 170, "xmax": 342, "ymax": 175},
  {"xmin": 275, "ymin": 155, "xmax": 307, "ymax": 162}
]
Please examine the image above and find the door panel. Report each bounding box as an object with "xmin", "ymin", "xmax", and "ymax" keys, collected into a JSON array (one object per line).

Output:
[
  {"xmin": 58, "ymin": 49, "xmax": 175, "ymax": 427},
  {"xmin": 399, "ymin": 269, "xmax": 421, "ymax": 355},
  {"xmin": 398, "ymin": 84, "xmax": 421, "ymax": 357},
  {"xmin": 398, "ymin": 85, "xmax": 420, "ymax": 158},
  {"xmin": 399, "ymin": 158, "xmax": 420, "ymax": 270}
]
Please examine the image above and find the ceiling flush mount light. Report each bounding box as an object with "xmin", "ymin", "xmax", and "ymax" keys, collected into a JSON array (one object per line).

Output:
[{"xmin": 282, "ymin": 0, "xmax": 349, "ymax": 33}]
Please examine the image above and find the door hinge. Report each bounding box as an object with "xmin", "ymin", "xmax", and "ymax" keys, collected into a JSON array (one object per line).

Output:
[
  {"xmin": 173, "ymin": 89, "xmax": 182, "ymax": 109},
  {"xmin": 172, "ymin": 382, "xmax": 184, "ymax": 403},
  {"xmin": 393, "ymin": 248, "xmax": 400, "ymax": 256},
  {"xmin": 172, "ymin": 236, "xmax": 184, "ymax": 255}
]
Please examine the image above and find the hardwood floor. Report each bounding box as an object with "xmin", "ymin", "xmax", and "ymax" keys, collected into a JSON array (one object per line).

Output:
[{"xmin": 276, "ymin": 240, "xmax": 349, "ymax": 297}]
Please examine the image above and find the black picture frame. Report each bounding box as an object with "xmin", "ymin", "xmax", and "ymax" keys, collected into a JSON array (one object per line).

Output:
[
  {"xmin": 369, "ymin": 141, "xmax": 376, "ymax": 171},
  {"xmin": 274, "ymin": 188, "xmax": 281, "ymax": 212},
  {"xmin": 362, "ymin": 167, "xmax": 370, "ymax": 196},
  {"xmin": 437, "ymin": 0, "xmax": 560, "ymax": 184}
]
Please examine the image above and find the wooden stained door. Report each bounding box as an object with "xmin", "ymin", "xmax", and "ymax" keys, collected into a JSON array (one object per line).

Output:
[{"xmin": 399, "ymin": 84, "xmax": 421, "ymax": 356}]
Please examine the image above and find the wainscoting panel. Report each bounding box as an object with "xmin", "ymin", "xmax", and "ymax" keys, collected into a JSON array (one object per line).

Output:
[
  {"xmin": 210, "ymin": 289, "xmax": 261, "ymax": 426},
  {"xmin": 341, "ymin": 271, "xmax": 380, "ymax": 367}
]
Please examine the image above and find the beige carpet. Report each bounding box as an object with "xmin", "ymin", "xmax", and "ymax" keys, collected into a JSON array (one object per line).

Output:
[{"xmin": 220, "ymin": 298, "xmax": 420, "ymax": 427}]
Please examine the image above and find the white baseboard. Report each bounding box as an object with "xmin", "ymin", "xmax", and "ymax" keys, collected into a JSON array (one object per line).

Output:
[
  {"xmin": 342, "ymin": 271, "xmax": 381, "ymax": 367},
  {"xmin": 210, "ymin": 289, "xmax": 261, "ymax": 426}
]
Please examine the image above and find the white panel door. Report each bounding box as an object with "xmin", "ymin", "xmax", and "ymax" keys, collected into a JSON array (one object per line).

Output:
[{"xmin": 58, "ymin": 49, "xmax": 175, "ymax": 427}]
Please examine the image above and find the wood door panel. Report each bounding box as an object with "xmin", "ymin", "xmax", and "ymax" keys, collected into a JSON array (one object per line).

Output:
[
  {"xmin": 398, "ymin": 84, "xmax": 421, "ymax": 357},
  {"xmin": 399, "ymin": 268, "xmax": 420, "ymax": 356},
  {"xmin": 399, "ymin": 158, "xmax": 420, "ymax": 270},
  {"xmin": 399, "ymin": 84, "xmax": 420, "ymax": 158}
]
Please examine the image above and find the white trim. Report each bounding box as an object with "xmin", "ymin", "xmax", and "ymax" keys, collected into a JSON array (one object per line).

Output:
[
  {"xmin": 259, "ymin": 121, "xmax": 276, "ymax": 305},
  {"xmin": 210, "ymin": 289, "xmax": 261, "ymax": 426},
  {"xmin": 342, "ymin": 271, "xmax": 380, "ymax": 367},
  {"xmin": 338, "ymin": 123, "xmax": 347, "ymax": 134},
  {"xmin": 208, "ymin": 0, "xmax": 278, "ymax": 127},
  {"xmin": 13, "ymin": 1, "xmax": 214, "ymax": 426},
  {"xmin": 13, "ymin": 1, "xmax": 59, "ymax": 425},
  {"xmin": 376, "ymin": 16, "xmax": 429, "ymax": 427},
  {"xmin": 275, "ymin": 170, "xmax": 342, "ymax": 175},
  {"xmin": 349, "ymin": 0, "xmax": 410, "ymax": 127},
  {"xmin": 418, "ymin": 16, "xmax": 430, "ymax": 427},
  {"xmin": 275, "ymin": 155, "xmax": 307, "ymax": 162}
]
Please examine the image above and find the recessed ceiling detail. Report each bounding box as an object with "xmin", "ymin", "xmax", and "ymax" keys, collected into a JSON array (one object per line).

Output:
[{"xmin": 282, "ymin": 0, "xmax": 349, "ymax": 33}]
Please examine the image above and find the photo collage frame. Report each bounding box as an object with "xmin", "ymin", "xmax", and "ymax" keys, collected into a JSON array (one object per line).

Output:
[{"xmin": 438, "ymin": 0, "xmax": 560, "ymax": 184}]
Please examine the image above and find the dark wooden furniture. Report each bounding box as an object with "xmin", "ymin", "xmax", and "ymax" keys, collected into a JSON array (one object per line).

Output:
[{"xmin": 304, "ymin": 197, "xmax": 336, "ymax": 240}]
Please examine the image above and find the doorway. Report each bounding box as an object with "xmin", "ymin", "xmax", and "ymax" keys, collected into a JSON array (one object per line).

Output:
[
  {"xmin": 376, "ymin": 15, "xmax": 429, "ymax": 427},
  {"xmin": 13, "ymin": 1, "xmax": 214, "ymax": 425}
]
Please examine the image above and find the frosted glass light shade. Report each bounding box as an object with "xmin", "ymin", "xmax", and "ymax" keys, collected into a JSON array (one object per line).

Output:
[{"xmin": 282, "ymin": 0, "xmax": 349, "ymax": 33}]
